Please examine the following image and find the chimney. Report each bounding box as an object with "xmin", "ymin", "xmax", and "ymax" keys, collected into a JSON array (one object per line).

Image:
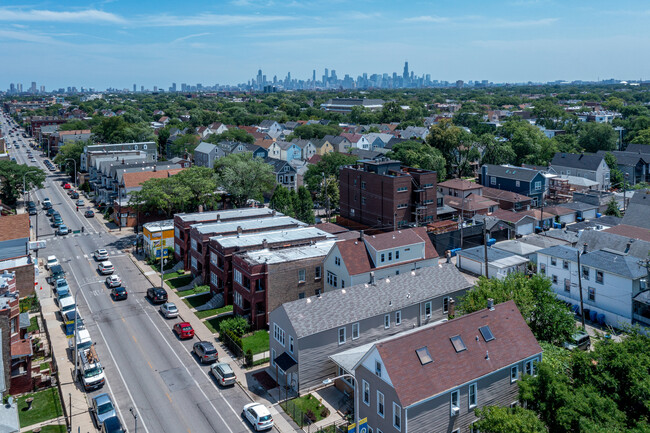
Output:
[
  {"xmin": 198, "ymin": 204, "xmax": 203, "ymax": 213},
  {"xmin": 359, "ymin": 230, "xmax": 364, "ymax": 241},
  {"xmin": 237, "ymin": 226, "xmax": 243, "ymax": 235},
  {"xmin": 582, "ymin": 244, "xmax": 588, "ymax": 254},
  {"xmin": 487, "ymin": 298, "xmax": 494, "ymax": 310},
  {"xmin": 369, "ymin": 271, "xmax": 375, "ymax": 285},
  {"xmin": 216, "ymin": 214, "xmax": 220, "ymax": 221},
  {"xmin": 272, "ymin": 209, "xmax": 277, "ymax": 216},
  {"xmin": 446, "ymin": 250, "xmax": 452, "ymax": 264},
  {"xmin": 625, "ymin": 239, "xmax": 634, "ymax": 253},
  {"xmin": 262, "ymin": 239, "xmax": 268, "ymax": 249},
  {"xmin": 448, "ymin": 298, "xmax": 455, "ymax": 319}
]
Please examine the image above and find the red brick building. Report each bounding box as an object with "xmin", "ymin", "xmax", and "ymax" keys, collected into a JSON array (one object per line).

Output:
[
  {"xmin": 207, "ymin": 227, "xmax": 335, "ymax": 305},
  {"xmin": 339, "ymin": 160, "xmax": 438, "ymax": 230},
  {"xmin": 27, "ymin": 116, "xmax": 67, "ymax": 137}
]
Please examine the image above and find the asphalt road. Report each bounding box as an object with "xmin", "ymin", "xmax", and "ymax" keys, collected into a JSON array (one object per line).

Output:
[{"xmin": 3, "ymin": 116, "xmax": 259, "ymax": 433}]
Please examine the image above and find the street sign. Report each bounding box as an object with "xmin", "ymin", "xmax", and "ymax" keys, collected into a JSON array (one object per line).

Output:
[
  {"xmin": 154, "ymin": 248, "xmax": 169, "ymax": 258},
  {"xmin": 28, "ymin": 240, "xmax": 47, "ymax": 250}
]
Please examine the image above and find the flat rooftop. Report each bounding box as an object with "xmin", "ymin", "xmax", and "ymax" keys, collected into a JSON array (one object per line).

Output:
[
  {"xmin": 177, "ymin": 207, "xmax": 277, "ymax": 223},
  {"xmin": 239, "ymin": 240, "xmax": 336, "ymax": 264},
  {"xmin": 212, "ymin": 227, "xmax": 335, "ymax": 249},
  {"xmin": 193, "ymin": 215, "xmax": 306, "ymax": 235}
]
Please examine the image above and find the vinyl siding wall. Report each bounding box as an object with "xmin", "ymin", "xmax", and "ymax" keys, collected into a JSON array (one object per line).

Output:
[{"xmin": 0, "ymin": 238, "xmax": 29, "ymax": 261}]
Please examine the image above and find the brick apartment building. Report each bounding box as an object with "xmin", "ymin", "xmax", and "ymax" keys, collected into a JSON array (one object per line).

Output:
[
  {"xmin": 26, "ymin": 116, "xmax": 67, "ymax": 137},
  {"xmin": 339, "ymin": 159, "xmax": 438, "ymax": 230},
  {"xmin": 173, "ymin": 208, "xmax": 277, "ymax": 269},
  {"xmin": 231, "ymin": 240, "xmax": 336, "ymax": 329},
  {"xmin": 188, "ymin": 216, "xmax": 306, "ymax": 283},
  {"xmin": 207, "ymin": 227, "xmax": 335, "ymax": 305}
]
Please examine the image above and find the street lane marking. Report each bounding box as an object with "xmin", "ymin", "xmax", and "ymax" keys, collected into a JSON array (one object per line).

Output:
[
  {"xmin": 132, "ymin": 335, "xmax": 137, "ymax": 343},
  {"xmin": 148, "ymin": 361, "xmax": 153, "ymax": 370},
  {"xmin": 166, "ymin": 392, "xmax": 172, "ymax": 403},
  {"xmin": 121, "ymin": 317, "xmax": 126, "ymax": 323}
]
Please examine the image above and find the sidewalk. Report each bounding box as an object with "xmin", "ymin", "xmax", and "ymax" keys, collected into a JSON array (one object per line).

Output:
[
  {"xmin": 35, "ymin": 264, "xmax": 97, "ymax": 433},
  {"xmin": 127, "ymin": 251, "xmax": 300, "ymax": 433}
]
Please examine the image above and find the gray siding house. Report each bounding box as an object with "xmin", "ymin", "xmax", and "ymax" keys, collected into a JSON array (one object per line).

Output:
[
  {"xmin": 346, "ymin": 300, "xmax": 542, "ymax": 433},
  {"xmin": 550, "ymin": 153, "xmax": 610, "ymax": 190},
  {"xmin": 268, "ymin": 264, "xmax": 472, "ymax": 392},
  {"xmin": 193, "ymin": 141, "xmax": 223, "ymax": 168}
]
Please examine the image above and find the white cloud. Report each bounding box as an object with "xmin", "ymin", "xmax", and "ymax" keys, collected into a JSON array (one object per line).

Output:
[
  {"xmin": 0, "ymin": 29, "xmax": 59, "ymax": 44},
  {"xmin": 489, "ymin": 17, "xmax": 558, "ymax": 27},
  {"xmin": 402, "ymin": 15, "xmax": 449, "ymax": 23},
  {"xmin": 172, "ymin": 33, "xmax": 211, "ymax": 43},
  {"xmin": 0, "ymin": 8, "xmax": 126, "ymax": 24},
  {"xmin": 143, "ymin": 13, "xmax": 295, "ymax": 26},
  {"xmin": 244, "ymin": 27, "xmax": 337, "ymax": 37}
]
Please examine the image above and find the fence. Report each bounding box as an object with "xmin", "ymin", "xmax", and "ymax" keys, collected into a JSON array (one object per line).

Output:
[
  {"xmin": 280, "ymin": 398, "xmax": 350, "ymax": 433},
  {"xmin": 39, "ymin": 306, "xmax": 70, "ymax": 431}
]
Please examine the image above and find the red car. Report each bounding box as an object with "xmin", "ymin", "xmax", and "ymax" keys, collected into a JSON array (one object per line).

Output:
[
  {"xmin": 63, "ymin": 183, "xmax": 72, "ymax": 189},
  {"xmin": 173, "ymin": 322, "xmax": 194, "ymax": 339}
]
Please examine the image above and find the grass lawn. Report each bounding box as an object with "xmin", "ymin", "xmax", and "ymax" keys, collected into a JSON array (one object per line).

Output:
[
  {"xmin": 27, "ymin": 316, "xmax": 39, "ymax": 333},
  {"xmin": 166, "ymin": 275, "xmax": 194, "ymax": 289},
  {"xmin": 163, "ymin": 270, "xmax": 186, "ymax": 280},
  {"xmin": 283, "ymin": 394, "xmax": 330, "ymax": 424},
  {"xmin": 242, "ymin": 331, "xmax": 269, "ymax": 355},
  {"xmin": 178, "ymin": 285, "xmax": 209, "ymax": 297},
  {"xmin": 182, "ymin": 292, "xmax": 213, "ymax": 309},
  {"xmin": 18, "ymin": 387, "xmax": 64, "ymax": 428},
  {"xmin": 40, "ymin": 362, "xmax": 49, "ymax": 371},
  {"xmin": 19, "ymin": 296, "xmax": 39, "ymax": 313},
  {"xmin": 25, "ymin": 425, "xmax": 67, "ymax": 433},
  {"xmin": 195, "ymin": 305, "xmax": 233, "ymax": 319}
]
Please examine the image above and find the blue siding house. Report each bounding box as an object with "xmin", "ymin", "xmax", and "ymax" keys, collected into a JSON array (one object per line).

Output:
[{"xmin": 480, "ymin": 164, "xmax": 546, "ymax": 205}]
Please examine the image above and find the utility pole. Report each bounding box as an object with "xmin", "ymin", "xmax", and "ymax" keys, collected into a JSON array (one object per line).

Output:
[
  {"xmin": 459, "ymin": 197, "xmax": 465, "ymax": 249},
  {"xmin": 483, "ymin": 224, "xmax": 489, "ymax": 278},
  {"xmin": 160, "ymin": 242, "xmax": 165, "ymax": 289},
  {"xmin": 130, "ymin": 407, "xmax": 138, "ymax": 433},
  {"xmin": 577, "ymin": 246, "xmax": 586, "ymax": 330}
]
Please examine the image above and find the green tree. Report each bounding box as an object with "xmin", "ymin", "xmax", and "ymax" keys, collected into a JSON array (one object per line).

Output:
[
  {"xmin": 59, "ymin": 120, "xmax": 91, "ymax": 131},
  {"xmin": 578, "ymin": 123, "xmax": 617, "ymax": 153},
  {"xmin": 604, "ymin": 152, "xmax": 625, "ymax": 188},
  {"xmin": 214, "ymin": 152, "xmax": 275, "ymax": 207},
  {"xmin": 172, "ymin": 166, "xmax": 219, "ymax": 211},
  {"xmin": 53, "ymin": 139, "xmax": 91, "ymax": 177},
  {"xmin": 604, "ymin": 198, "xmax": 622, "ymax": 217},
  {"xmin": 633, "ymin": 128, "xmax": 650, "ymax": 145},
  {"xmin": 379, "ymin": 101, "xmax": 404, "ymax": 123},
  {"xmin": 303, "ymin": 152, "xmax": 358, "ymax": 193},
  {"xmin": 0, "ymin": 161, "xmax": 46, "ymax": 206},
  {"xmin": 552, "ymin": 133, "xmax": 582, "ymax": 154},
  {"xmin": 289, "ymin": 124, "xmax": 341, "ymax": 140},
  {"xmin": 458, "ymin": 273, "xmax": 575, "ymax": 345},
  {"xmin": 212, "ymin": 128, "xmax": 255, "ymax": 144},
  {"xmin": 295, "ymin": 186, "xmax": 315, "ymax": 224},
  {"xmin": 426, "ymin": 118, "xmax": 464, "ymax": 175},
  {"xmin": 270, "ymin": 185, "xmax": 295, "ymax": 217},
  {"xmin": 473, "ymin": 406, "xmax": 547, "ymax": 433},
  {"xmin": 169, "ymin": 133, "xmax": 199, "ymax": 157},
  {"xmin": 128, "ymin": 176, "xmax": 189, "ymax": 218},
  {"xmin": 387, "ymin": 140, "xmax": 447, "ymax": 179},
  {"xmin": 479, "ymin": 133, "xmax": 516, "ymax": 166},
  {"xmin": 501, "ymin": 119, "xmax": 554, "ymax": 165}
]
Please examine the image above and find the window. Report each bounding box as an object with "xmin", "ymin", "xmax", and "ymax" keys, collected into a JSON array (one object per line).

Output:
[
  {"xmin": 552, "ymin": 275, "xmax": 558, "ymax": 284},
  {"xmin": 352, "ymin": 322, "xmax": 359, "ymax": 339},
  {"xmin": 424, "ymin": 301, "xmax": 432, "ymax": 317},
  {"xmin": 273, "ymin": 324, "xmax": 285, "ymax": 346},
  {"xmin": 363, "ymin": 380, "xmax": 370, "ymax": 406},
  {"xmin": 588, "ymin": 287, "xmax": 595, "ymax": 301},
  {"xmin": 395, "ymin": 310, "xmax": 402, "ymax": 326},
  {"xmin": 450, "ymin": 335, "xmax": 467, "ymax": 352},
  {"xmin": 563, "ymin": 260, "xmax": 569, "ymax": 270},
  {"xmin": 540, "ymin": 263, "xmax": 546, "ymax": 275},
  {"xmin": 234, "ymin": 269, "xmax": 242, "ymax": 285},
  {"xmin": 443, "ymin": 297, "xmax": 449, "ymax": 314},
  {"xmin": 315, "ymin": 266, "xmax": 322, "ymax": 279},
  {"xmin": 596, "ymin": 271, "xmax": 604, "ymax": 284},
  {"xmin": 175, "ymin": 243, "xmax": 180, "ymax": 255},
  {"xmin": 397, "ymin": 203, "xmax": 408, "ymax": 209},
  {"xmin": 335, "ymin": 257, "xmax": 341, "ymax": 266},
  {"xmin": 450, "ymin": 389, "xmax": 460, "ymax": 415},
  {"xmin": 210, "ymin": 252, "xmax": 218, "ymax": 266},
  {"xmin": 210, "ymin": 272, "xmax": 219, "ymax": 287},
  {"xmin": 551, "ymin": 257, "xmax": 557, "ymax": 266},
  {"xmin": 191, "ymin": 256, "xmax": 197, "ymax": 270},
  {"xmin": 338, "ymin": 327, "xmax": 346, "ymax": 345},
  {"xmin": 397, "ymin": 186, "xmax": 408, "ymax": 192},
  {"xmin": 516, "ymin": 180, "xmax": 520, "ymax": 187},
  {"xmin": 191, "ymin": 238, "xmax": 197, "ymax": 251},
  {"xmin": 298, "ymin": 292, "xmax": 305, "ymax": 299},
  {"xmin": 375, "ymin": 361, "xmax": 382, "ymax": 377},
  {"xmin": 362, "ymin": 197, "xmax": 366, "ymax": 206},
  {"xmin": 582, "ymin": 266, "xmax": 589, "ymax": 279},
  {"xmin": 298, "ymin": 269, "xmax": 306, "ymax": 283},
  {"xmin": 468, "ymin": 383, "xmax": 477, "ymax": 408},
  {"xmin": 327, "ymin": 271, "xmax": 338, "ymax": 288},
  {"xmin": 381, "ymin": 253, "xmax": 385, "ymax": 263},
  {"xmin": 384, "ymin": 314, "xmax": 390, "ymax": 329},
  {"xmin": 479, "ymin": 325, "xmax": 495, "ymax": 342},
  {"xmin": 388, "ymin": 252, "xmax": 392, "ymax": 261},
  {"xmin": 271, "ymin": 348, "xmax": 276, "ymax": 367},
  {"xmin": 491, "ymin": 176, "xmax": 496, "ymax": 185},
  {"xmin": 233, "ymin": 291, "xmax": 243, "ymax": 307},
  {"xmin": 535, "ymin": 181, "xmax": 542, "ymax": 190},
  {"xmin": 395, "ymin": 250, "xmax": 400, "ymax": 260},
  {"xmin": 377, "ymin": 391, "xmax": 385, "ymax": 417},
  {"xmin": 511, "ymin": 365, "xmax": 519, "ymax": 382},
  {"xmin": 361, "ymin": 181, "xmax": 366, "ymax": 190},
  {"xmin": 393, "ymin": 403, "xmax": 401, "ymax": 431},
  {"xmin": 525, "ymin": 359, "xmax": 538, "ymax": 376},
  {"xmin": 341, "ymin": 280, "xmax": 345, "ymax": 288}
]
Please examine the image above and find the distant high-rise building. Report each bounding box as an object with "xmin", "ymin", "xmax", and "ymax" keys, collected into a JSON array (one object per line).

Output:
[
  {"xmin": 403, "ymin": 61, "xmax": 409, "ymax": 80},
  {"xmin": 257, "ymin": 69, "xmax": 263, "ymax": 86},
  {"xmin": 40, "ymin": 85, "xmax": 45, "ymax": 92},
  {"xmin": 9, "ymin": 83, "xmax": 15, "ymax": 93},
  {"xmin": 141, "ymin": 85, "xmax": 144, "ymax": 92},
  {"xmin": 312, "ymin": 70, "xmax": 316, "ymax": 82},
  {"xmin": 171, "ymin": 82, "xmax": 177, "ymax": 92},
  {"xmin": 133, "ymin": 84, "xmax": 137, "ymax": 92},
  {"xmin": 153, "ymin": 86, "xmax": 158, "ymax": 92},
  {"xmin": 17, "ymin": 83, "xmax": 23, "ymax": 92}
]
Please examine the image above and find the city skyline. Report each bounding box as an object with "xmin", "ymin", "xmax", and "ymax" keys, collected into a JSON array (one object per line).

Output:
[{"xmin": 0, "ymin": 0, "xmax": 648, "ymax": 89}]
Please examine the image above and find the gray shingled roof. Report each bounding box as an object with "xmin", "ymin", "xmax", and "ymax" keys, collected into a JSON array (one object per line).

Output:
[
  {"xmin": 195, "ymin": 141, "xmax": 217, "ymax": 155},
  {"xmin": 622, "ymin": 189, "xmax": 650, "ymax": 229},
  {"xmin": 544, "ymin": 229, "xmax": 580, "ymax": 244},
  {"xmin": 482, "ymin": 164, "xmax": 541, "ymax": 182},
  {"xmin": 551, "ymin": 152, "xmax": 604, "ymax": 171},
  {"xmin": 566, "ymin": 216, "xmax": 621, "ymax": 232},
  {"xmin": 536, "ymin": 244, "xmax": 579, "ymax": 261},
  {"xmin": 559, "ymin": 202, "xmax": 598, "ymax": 212},
  {"xmin": 279, "ymin": 264, "xmax": 472, "ymax": 339},
  {"xmin": 576, "ymin": 230, "xmax": 650, "ymax": 259},
  {"xmin": 581, "ymin": 249, "xmax": 647, "ymax": 279},
  {"xmin": 520, "ymin": 233, "xmax": 571, "ymax": 248},
  {"xmin": 457, "ymin": 245, "xmax": 525, "ymax": 262}
]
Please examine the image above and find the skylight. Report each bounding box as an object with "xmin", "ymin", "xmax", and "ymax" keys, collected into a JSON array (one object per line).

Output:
[
  {"xmin": 450, "ymin": 335, "xmax": 467, "ymax": 352},
  {"xmin": 415, "ymin": 347, "xmax": 433, "ymax": 365},
  {"xmin": 479, "ymin": 325, "xmax": 495, "ymax": 342}
]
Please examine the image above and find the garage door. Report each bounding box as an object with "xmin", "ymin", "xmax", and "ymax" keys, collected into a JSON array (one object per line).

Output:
[
  {"xmin": 459, "ymin": 256, "xmax": 484, "ymax": 276},
  {"xmin": 517, "ymin": 223, "xmax": 534, "ymax": 236}
]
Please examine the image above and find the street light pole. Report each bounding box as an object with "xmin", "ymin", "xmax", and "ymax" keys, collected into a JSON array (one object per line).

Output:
[
  {"xmin": 130, "ymin": 407, "xmax": 138, "ymax": 433},
  {"xmin": 323, "ymin": 373, "xmax": 359, "ymax": 433}
]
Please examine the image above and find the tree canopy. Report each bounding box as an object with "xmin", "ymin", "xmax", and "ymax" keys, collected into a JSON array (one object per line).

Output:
[
  {"xmin": 387, "ymin": 140, "xmax": 446, "ymax": 179},
  {"xmin": 578, "ymin": 122, "xmax": 617, "ymax": 153},
  {"xmin": 211, "ymin": 128, "xmax": 255, "ymax": 144},
  {"xmin": 214, "ymin": 152, "xmax": 275, "ymax": 208},
  {"xmin": 53, "ymin": 139, "xmax": 92, "ymax": 177},
  {"xmin": 0, "ymin": 161, "xmax": 46, "ymax": 206},
  {"xmin": 289, "ymin": 123, "xmax": 341, "ymax": 140}
]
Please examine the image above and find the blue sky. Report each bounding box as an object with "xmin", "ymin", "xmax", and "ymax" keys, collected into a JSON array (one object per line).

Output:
[{"xmin": 0, "ymin": 0, "xmax": 648, "ymax": 90}]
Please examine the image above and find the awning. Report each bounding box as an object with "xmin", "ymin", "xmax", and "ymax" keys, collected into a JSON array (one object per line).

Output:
[{"xmin": 274, "ymin": 352, "xmax": 297, "ymax": 373}]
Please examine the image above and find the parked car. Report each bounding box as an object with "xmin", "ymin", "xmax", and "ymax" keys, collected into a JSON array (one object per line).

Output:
[
  {"xmin": 56, "ymin": 224, "xmax": 69, "ymax": 236},
  {"xmin": 91, "ymin": 393, "xmax": 116, "ymax": 428},
  {"xmin": 46, "ymin": 207, "xmax": 55, "ymax": 216},
  {"xmin": 85, "ymin": 209, "xmax": 95, "ymax": 218},
  {"xmin": 173, "ymin": 322, "xmax": 194, "ymax": 339},
  {"xmin": 563, "ymin": 330, "xmax": 591, "ymax": 351},
  {"xmin": 98, "ymin": 261, "xmax": 114, "ymax": 275},
  {"xmin": 105, "ymin": 275, "xmax": 122, "ymax": 288},
  {"xmin": 146, "ymin": 287, "xmax": 167, "ymax": 304},
  {"xmin": 76, "ymin": 199, "xmax": 84, "ymax": 206},
  {"xmin": 159, "ymin": 302, "xmax": 179, "ymax": 319},
  {"xmin": 28, "ymin": 207, "xmax": 37, "ymax": 215},
  {"xmin": 94, "ymin": 249, "xmax": 109, "ymax": 261},
  {"xmin": 46, "ymin": 255, "xmax": 59, "ymax": 270},
  {"xmin": 100, "ymin": 416, "xmax": 125, "ymax": 433},
  {"xmin": 63, "ymin": 183, "xmax": 72, "ymax": 189},
  {"xmin": 210, "ymin": 362, "xmax": 236, "ymax": 387},
  {"xmin": 71, "ymin": 192, "xmax": 80, "ymax": 199},
  {"xmin": 193, "ymin": 341, "xmax": 218, "ymax": 364},
  {"xmin": 52, "ymin": 216, "xmax": 63, "ymax": 227},
  {"xmin": 110, "ymin": 287, "xmax": 128, "ymax": 301},
  {"xmin": 243, "ymin": 403, "xmax": 274, "ymax": 431}
]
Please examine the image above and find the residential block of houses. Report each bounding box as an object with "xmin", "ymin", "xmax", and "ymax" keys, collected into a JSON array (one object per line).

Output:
[
  {"xmin": 550, "ymin": 153, "xmax": 610, "ymax": 191},
  {"xmin": 480, "ymin": 164, "xmax": 546, "ymax": 205}
]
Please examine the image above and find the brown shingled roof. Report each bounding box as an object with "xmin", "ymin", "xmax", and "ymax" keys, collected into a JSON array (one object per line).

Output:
[
  {"xmin": 335, "ymin": 239, "xmax": 373, "ymax": 275},
  {"xmin": 438, "ymin": 178, "xmax": 482, "ymax": 191},
  {"xmin": 376, "ymin": 300, "xmax": 542, "ymax": 407},
  {"xmin": 445, "ymin": 193, "xmax": 498, "ymax": 212},
  {"xmin": 122, "ymin": 168, "xmax": 185, "ymax": 188},
  {"xmin": 604, "ymin": 224, "xmax": 650, "ymax": 242},
  {"xmin": 0, "ymin": 213, "xmax": 30, "ymax": 242},
  {"xmin": 481, "ymin": 186, "xmax": 533, "ymax": 204}
]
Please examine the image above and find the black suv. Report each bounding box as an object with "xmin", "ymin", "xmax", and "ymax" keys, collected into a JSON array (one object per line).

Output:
[
  {"xmin": 111, "ymin": 287, "xmax": 128, "ymax": 301},
  {"xmin": 146, "ymin": 287, "xmax": 167, "ymax": 304}
]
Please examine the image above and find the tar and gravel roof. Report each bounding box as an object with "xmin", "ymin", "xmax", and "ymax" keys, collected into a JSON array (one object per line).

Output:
[
  {"xmin": 238, "ymin": 240, "xmax": 336, "ymax": 265},
  {"xmin": 176, "ymin": 207, "xmax": 276, "ymax": 223},
  {"xmin": 194, "ymin": 216, "xmax": 306, "ymax": 235},
  {"xmin": 212, "ymin": 227, "xmax": 335, "ymax": 249}
]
